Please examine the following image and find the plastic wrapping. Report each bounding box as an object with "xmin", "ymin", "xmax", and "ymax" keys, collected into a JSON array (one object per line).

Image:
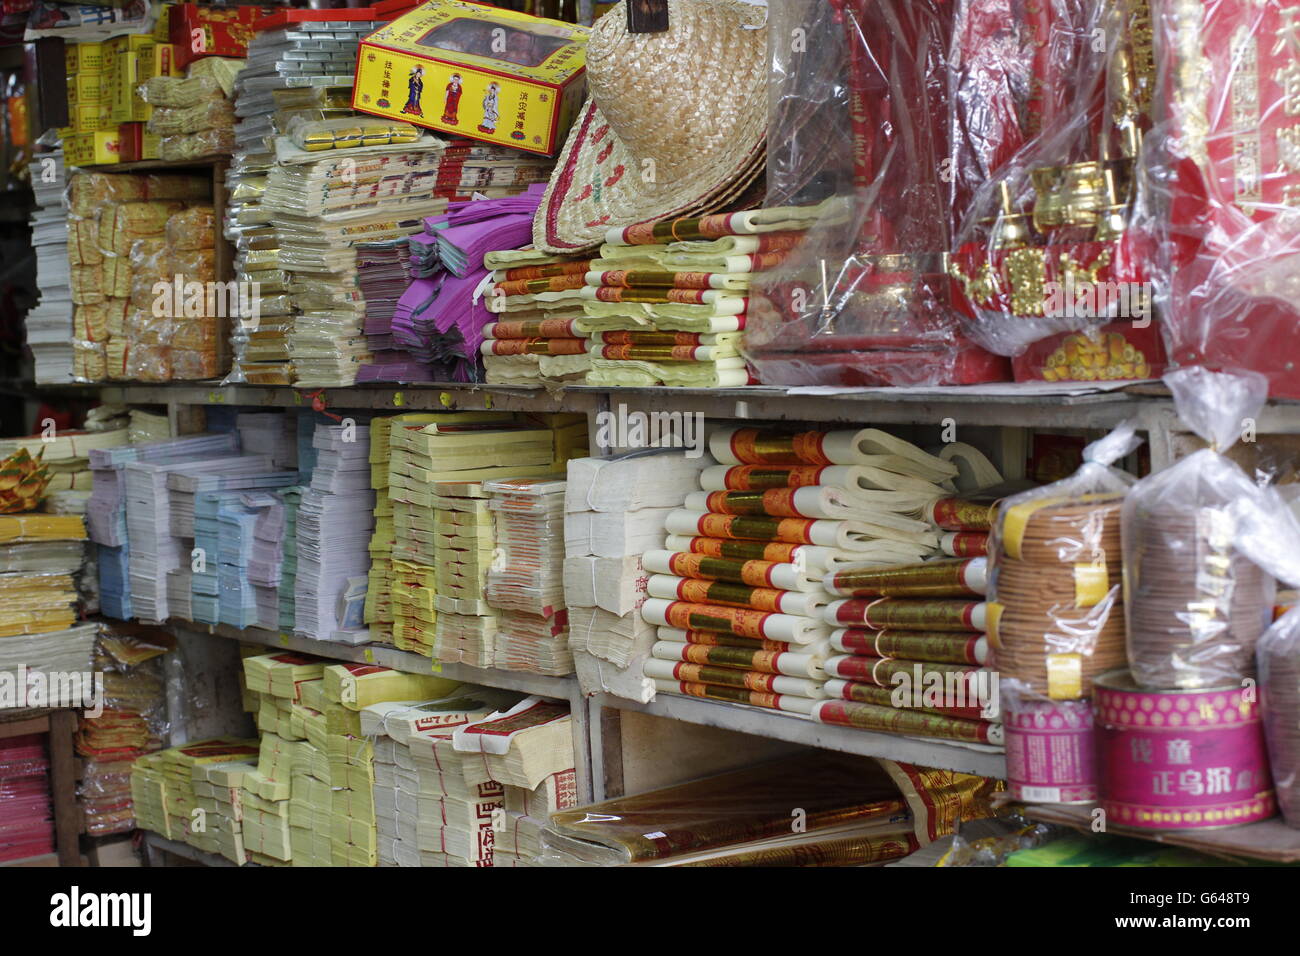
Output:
[
  {"xmin": 138, "ymin": 74, "xmax": 225, "ymax": 109},
  {"xmin": 1135, "ymin": 0, "xmax": 1300, "ymax": 397},
  {"xmin": 1226, "ymin": 484, "xmax": 1300, "ymax": 827},
  {"xmin": 147, "ymin": 100, "xmax": 237, "ymax": 137},
  {"xmin": 539, "ymin": 752, "xmax": 910, "ymax": 866},
  {"xmin": 77, "ymin": 622, "xmax": 173, "ymax": 837},
  {"xmin": 946, "ymin": 0, "xmax": 1161, "ymax": 372},
  {"xmin": 745, "ymin": 0, "xmax": 1010, "ymax": 387},
  {"xmin": 166, "ymin": 207, "xmax": 217, "ymax": 251},
  {"xmin": 988, "ymin": 421, "xmax": 1140, "ymax": 699},
  {"xmin": 1123, "ymin": 368, "xmax": 1275, "ymax": 689},
  {"xmin": 97, "ymin": 202, "xmax": 186, "ymax": 256},
  {"xmin": 159, "ymin": 128, "xmax": 237, "ymax": 162}
]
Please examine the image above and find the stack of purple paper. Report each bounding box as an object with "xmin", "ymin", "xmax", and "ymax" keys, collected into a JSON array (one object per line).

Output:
[
  {"xmin": 359, "ymin": 187, "xmax": 549, "ymax": 383},
  {"xmin": 356, "ymin": 238, "xmax": 441, "ymax": 383},
  {"xmin": 428, "ymin": 183, "xmax": 547, "ymax": 277}
]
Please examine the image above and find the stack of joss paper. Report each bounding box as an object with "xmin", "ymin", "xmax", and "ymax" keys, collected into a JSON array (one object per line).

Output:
[
  {"xmin": 539, "ymin": 750, "xmax": 999, "ymax": 867},
  {"xmin": 321, "ymin": 663, "xmax": 460, "ymax": 866},
  {"xmin": 365, "ymin": 687, "xmax": 565, "ymax": 867},
  {"xmin": 480, "ymin": 247, "xmax": 594, "ymax": 385},
  {"xmin": 387, "ymin": 415, "xmax": 585, "ymax": 663},
  {"xmin": 0, "ymin": 513, "xmax": 87, "ymax": 638},
  {"xmin": 816, "ymin": 557, "xmax": 1001, "ymax": 746},
  {"xmin": 364, "ymin": 415, "xmax": 466, "ymax": 646},
  {"xmin": 495, "ymin": 207, "xmax": 822, "ymax": 387},
  {"xmin": 484, "ymin": 477, "xmax": 572, "ymax": 676},
  {"xmin": 191, "ymin": 759, "xmax": 256, "ymax": 865},
  {"xmin": 642, "ymin": 427, "xmax": 956, "ymax": 718},
  {"xmin": 129, "ymin": 737, "xmax": 261, "ymax": 852}
]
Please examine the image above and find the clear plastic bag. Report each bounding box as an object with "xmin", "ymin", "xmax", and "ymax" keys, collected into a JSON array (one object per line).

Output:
[
  {"xmin": 1134, "ymin": 0, "xmax": 1300, "ymax": 398},
  {"xmin": 165, "ymin": 206, "xmax": 216, "ymax": 251},
  {"xmin": 146, "ymin": 100, "xmax": 236, "ymax": 136},
  {"xmin": 159, "ymin": 128, "xmax": 236, "ymax": 162},
  {"xmin": 988, "ymin": 421, "xmax": 1141, "ymax": 699},
  {"xmin": 1227, "ymin": 484, "xmax": 1300, "ymax": 828},
  {"xmin": 138, "ymin": 74, "xmax": 224, "ymax": 109},
  {"xmin": 745, "ymin": 0, "xmax": 1009, "ymax": 387},
  {"xmin": 1122, "ymin": 367, "xmax": 1275, "ymax": 689},
  {"xmin": 947, "ymin": 0, "xmax": 1159, "ymax": 364}
]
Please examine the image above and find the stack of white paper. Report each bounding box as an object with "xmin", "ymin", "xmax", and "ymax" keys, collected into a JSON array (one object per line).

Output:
[
  {"xmin": 125, "ymin": 455, "xmax": 274, "ymax": 623},
  {"xmin": 294, "ymin": 424, "xmax": 374, "ymax": 641},
  {"xmin": 565, "ymin": 452, "xmax": 709, "ymax": 698},
  {"xmin": 25, "ymin": 150, "xmax": 77, "ymax": 383}
]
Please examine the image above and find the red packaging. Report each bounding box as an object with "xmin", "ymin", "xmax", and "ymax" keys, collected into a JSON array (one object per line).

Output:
[
  {"xmin": 1148, "ymin": 0, "xmax": 1300, "ymax": 398},
  {"xmin": 170, "ymin": 4, "xmax": 273, "ymax": 69},
  {"xmin": 1010, "ymin": 321, "xmax": 1167, "ymax": 384},
  {"xmin": 117, "ymin": 123, "xmax": 145, "ymax": 162},
  {"xmin": 745, "ymin": 0, "xmax": 1009, "ymax": 388}
]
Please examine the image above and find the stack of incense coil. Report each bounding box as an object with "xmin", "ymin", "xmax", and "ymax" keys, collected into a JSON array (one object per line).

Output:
[
  {"xmin": 987, "ymin": 493, "xmax": 1129, "ymax": 699},
  {"xmin": 1124, "ymin": 496, "xmax": 1272, "ymax": 689},
  {"xmin": 814, "ymin": 558, "xmax": 1001, "ymax": 745},
  {"xmin": 641, "ymin": 427, "xmax": 952, "ymax": 717}
]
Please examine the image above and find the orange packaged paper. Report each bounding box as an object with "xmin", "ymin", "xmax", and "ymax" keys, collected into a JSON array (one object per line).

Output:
[{"xmin": 353, "ymin": 0, "xmax": 589, "ymax": 156}]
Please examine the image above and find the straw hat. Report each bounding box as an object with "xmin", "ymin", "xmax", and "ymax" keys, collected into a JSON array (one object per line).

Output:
[{"xmin": 533, "ymin": 0, "xmax": 768, "ymax": 254}]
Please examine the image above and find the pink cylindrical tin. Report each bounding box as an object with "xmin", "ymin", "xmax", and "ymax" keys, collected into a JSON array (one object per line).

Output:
[
  {"xmin": 1093, "ymin": 669, "xmax": 1276, "ymax": 830},
  {"xmin": 1004, "ymin": 697, "xmax": 1097, "ymax": 804}
]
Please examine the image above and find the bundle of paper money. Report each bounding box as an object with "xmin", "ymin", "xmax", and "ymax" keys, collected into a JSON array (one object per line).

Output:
[
  {"xmin": 451, "ymin": 697, "xmax": 575, "ymax": 791},
  {"xmin": 128, "ymin": 737, "xmax": 260, "ymax": 854},
  {"xmin": 484, "ymin": 477, "xmax": 571, "ymax": 675},
  {"xmin": 386, "ymin": 416, "xmax": 581, "ymax": 662}
]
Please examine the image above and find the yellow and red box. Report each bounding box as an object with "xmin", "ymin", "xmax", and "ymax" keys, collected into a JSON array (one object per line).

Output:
[
  {"xmin": 66, "ymin": 42, "xmax": 103, "ymax": 73},
  {"xmin": 65, "ymin": 129, "xmax": 123, "ymax": 167},
  {"xmin": 104, "ymin": 35, "xmax": 154, "ymax": 124},
  {"xmin": 353, "ymin": 0, "xmax": 588, "ymax": 156},
  {"xmin": 139, "ymin": 43, "xmax": 182, "ymax": 82},
  {"xmin": 171, "ymin": 3, "xmax": 271, "ymax": 70},
  {"xmin": 118, "ymin": 123, "xmax": 162, "ymax": 162},
  {"xmin": 69, "ymin": 104, "xmax": 107, "ymax": 133}
]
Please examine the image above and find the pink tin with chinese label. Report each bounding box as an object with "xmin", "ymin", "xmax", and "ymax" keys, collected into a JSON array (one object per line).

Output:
[
  {"xmin": 1093, "ymin": 669, "xmax": 1276, "ymax": 830},
  {"xmin": 1004, "ymin": 697, "xmax": 1097, "ymax": 805}
]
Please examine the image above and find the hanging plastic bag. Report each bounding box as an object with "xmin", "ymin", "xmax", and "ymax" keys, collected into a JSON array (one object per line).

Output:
[
  {"xmin": 1122, "ymin": 367, "xmax": 1274, "ymax": 689},
  {"xmin": 1228, "ymin": 484, "xmax": 1300, "ymax": 828}
]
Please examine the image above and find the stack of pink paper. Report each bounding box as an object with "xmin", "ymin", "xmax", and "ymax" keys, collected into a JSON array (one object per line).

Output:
[{"xmin": 0, "ymin": 734, "xmax": 55, "ymax": 863}]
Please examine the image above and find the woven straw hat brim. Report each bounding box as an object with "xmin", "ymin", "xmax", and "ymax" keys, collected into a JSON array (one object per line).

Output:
[{"xmin": 534, "ymin": 0, "xmax": 768, "ymax": 254}]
